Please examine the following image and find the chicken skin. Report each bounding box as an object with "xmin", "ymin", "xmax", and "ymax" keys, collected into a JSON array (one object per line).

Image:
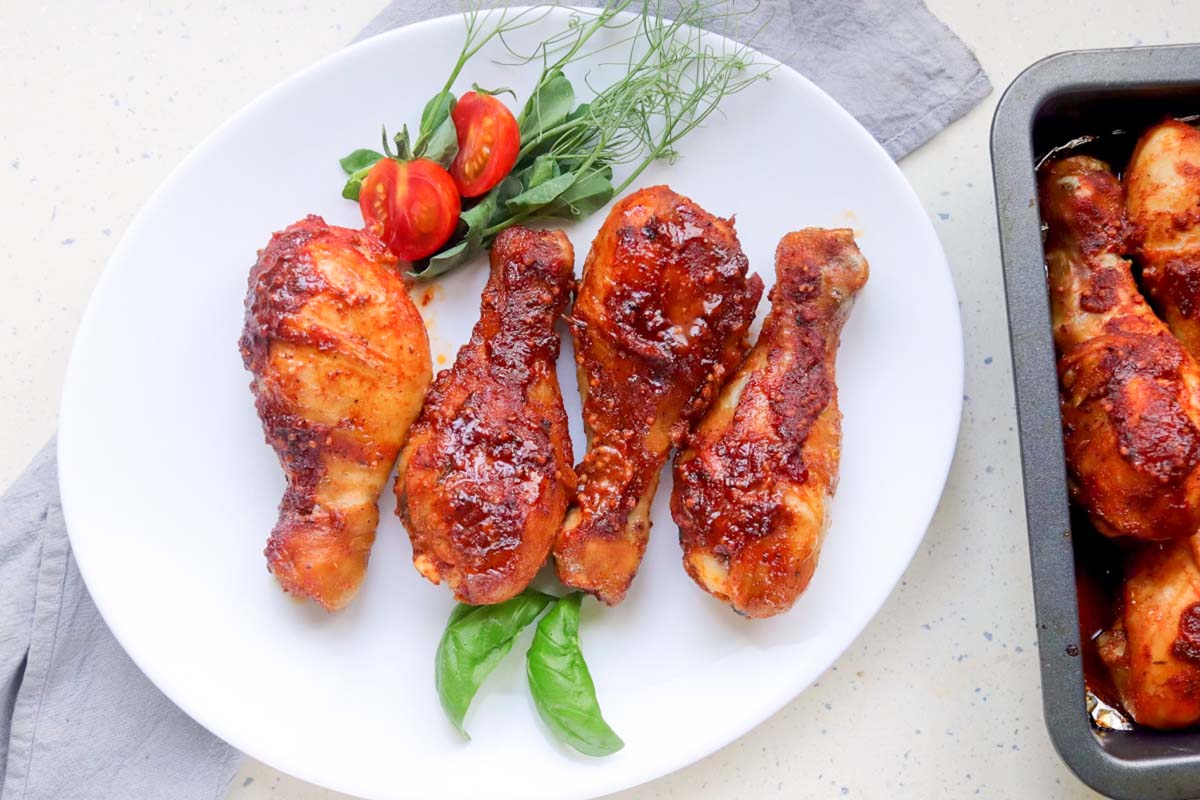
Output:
[
  {"xmin": 1040, "ymin": 156, "xmax": 1200, "ymax": 542},
  {"xmin": 672, "ymin": 229, "xmax": 867, "ymax": 618},
  {"xmin": 240, "ymin": 215, "xmax": 431, "ymax": 611},
  {"xmin": 397, "ymin": 227, "xmax": 576, "ymax": 605},
  {"xmin": 553, "ymin": 186, "xmax": 763, "ymax": 605},
  {"xmin": 1098, "ymin": 536, "xmax": 1200, "ymax": 729},
  {"xmin": 1127, "ymin": 120, "xmax": 1200, "ymax": 359}
]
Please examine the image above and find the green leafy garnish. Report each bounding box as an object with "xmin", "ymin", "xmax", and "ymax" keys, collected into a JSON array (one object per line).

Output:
[
  {"xmin": 434, "ymin": 590, "xmax": 554, "ymax": 738},
  {"xmin": 526, "ymin": 593, "xmax": 624, "ymax": 757},
  {"xmin": 519, "ymin": 69, "xmax": 575, "ymax": 151},
  {"xmin": 413, "ymin": 93, "xmax": 459, "ymax": 167},
  {"xmin": 338, "ymin": 149, "xmax": 384, "ymax": 200},
  {"xmin": 339, "ymin": 148, "xmax": 385, "ymax": 173},
  {"xmin": 431, "ymin": 591, "xmax": 623, "ymax": 756},
  {"xmin": 338, "ymin": 0, "xmax": 771, "ymax": 275},
  {"xmin": 506, "ymin": 172, "xmax": 577, "ymax": 215},
  {"xmin": 544, "ymin": 165, "xmax": 615, "ymax": 219}
]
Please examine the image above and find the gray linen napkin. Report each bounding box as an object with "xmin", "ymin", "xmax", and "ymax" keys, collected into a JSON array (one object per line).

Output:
[
  {"xmin": 357, "ymin": 0, "xmax": 992, "ymax": 159},
  {"xmin": 0, "ymin": 3, "xmax": 989, "ymax": 799},
  {"xmin": 0, "ymin": 440, "xmax": 239, "ymax": 800}
]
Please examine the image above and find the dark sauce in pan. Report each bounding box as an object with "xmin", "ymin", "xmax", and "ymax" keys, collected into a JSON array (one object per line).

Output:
[
  {"xmin": 1039, "ymin": 116, "xmax": 1200, "ymax": 730},
  {"xmin": 1070, "ymin": 509, "xmax": 1126, "ymax": 712}
]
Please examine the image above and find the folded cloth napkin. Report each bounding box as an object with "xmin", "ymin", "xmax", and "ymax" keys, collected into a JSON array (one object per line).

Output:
[
  {"xmin": 0, "ymin": 3, "xmax": 988, "ymax": 799},
  {"xmin": 356, "ymin": 0, "xmax": 992, "ymax": 159}
]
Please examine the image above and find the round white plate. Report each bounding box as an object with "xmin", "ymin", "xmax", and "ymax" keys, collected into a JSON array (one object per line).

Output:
[{"xmin": 58, "ymin": 9, "xmax": 962, "ymax": 800}]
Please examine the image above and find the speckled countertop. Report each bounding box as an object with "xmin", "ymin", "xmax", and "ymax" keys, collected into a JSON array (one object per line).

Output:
[{"xmin": 3, "ymin": 2, "xmax": 1199, "ymax": 798}]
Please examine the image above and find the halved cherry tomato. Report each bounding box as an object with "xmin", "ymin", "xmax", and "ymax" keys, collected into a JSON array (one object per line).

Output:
[
  {"xmin": 449, "ymin": 91, "xmax": 520, "ymax": 198},
  {"xmin": 359, "ymin": 158, "xmax": 461, "ymax": 261}
]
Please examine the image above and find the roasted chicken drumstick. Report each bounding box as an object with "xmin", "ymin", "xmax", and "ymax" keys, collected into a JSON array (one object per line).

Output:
[
  {"xmin": 1098, "ymin": 537, "xmax": 1200, "ymax": 729},
  {"xmin": 553, "ymin": 186, "xmax": 763, "ymax": 605},
  {"xmin": 1040, "ymin": 156, "xmax": 1200, "ymax": 542},
  {"xmin": 1127, "ymin": 119, "xmax": 1200, "ymax": 359},
  {"xmin": 240, "ymin": 215, "xmax": 431, "ymax": 611},
  {"xmin": 397, "ymin": 227, "xmax": 576, "ymax": 605},
  {"xmin": 672, "ymin": 229, "xmax": 867, "ymax": 618}
]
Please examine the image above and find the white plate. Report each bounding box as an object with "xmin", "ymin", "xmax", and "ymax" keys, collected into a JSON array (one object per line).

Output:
[{"xmin": 58, "ymin": 9, "xmax": 962, "ymax": 800}]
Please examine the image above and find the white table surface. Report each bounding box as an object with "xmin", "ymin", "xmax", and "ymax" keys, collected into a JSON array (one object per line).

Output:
[{"xmin": 3, "ymin": 2, "xmax": 1198, "ymax": 798}]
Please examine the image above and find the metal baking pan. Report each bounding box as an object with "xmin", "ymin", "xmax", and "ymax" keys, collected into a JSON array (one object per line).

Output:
[{"xmin": 992, "ymin": 44, "xmax": 1200, "ymax": 800}]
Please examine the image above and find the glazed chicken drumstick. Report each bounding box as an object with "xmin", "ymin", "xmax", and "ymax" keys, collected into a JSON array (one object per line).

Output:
[
  {"xmin": 1127, "ymin": 119, "xmax": 1200, "ymax": 359},
  {"xmin": 397, "ymin": 227, "xmax": 576, "ymax": 605},
  {"xmin": 1098, "ymin": 535, "xmax": 1200, "ymax": 730},
  {"xmin": 672, "ymin": 229, "xmax": 867, "ymax": 618},
  {"xmin": 240, "ymin": 215, "xmax": 431, "ymax": 611},
  {"xmin": 553, "ymin": 186, "xmax": 763, "ymax": 605},
  {"xmin": 1040, "ymin": 156, "xmax": 1200, "ymax": 542}
]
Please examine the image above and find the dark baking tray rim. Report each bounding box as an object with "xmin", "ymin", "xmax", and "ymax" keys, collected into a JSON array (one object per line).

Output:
[{"xmin": 992, "ymin": 44, "xmax": 1200, "ymax": 800}]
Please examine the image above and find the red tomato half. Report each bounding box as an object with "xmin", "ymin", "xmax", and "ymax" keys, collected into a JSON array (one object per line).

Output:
[
  {"xmin": 449, "ymin": 91, "xmax": 520, "ymax": 198},
  {"xmin": 359, "ymin": 158, "xmax": 461, "ymax": 261}
]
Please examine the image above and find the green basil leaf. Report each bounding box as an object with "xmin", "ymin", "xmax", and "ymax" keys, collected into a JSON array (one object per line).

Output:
[
  {"xmin": 526, "ymin": 154, "xmax": 561, "ymax": 189},
  {"xmin": 417, "ymin": 238, "xmax": 477, "ymax": 279},
  {"xmin": 473, "ymin": 174, "xmax": 520, "ymax": 228},
  {"xmin": 542, "ymin": 166, "xmax": 614, "ymax": 220},
  {"xmin": 413, "ymin": 93, "xmax": 459, "ymax": 167},
  {"xmin": 418, "ymin": 109, "xmax": 459, "ymax": 169},
  {"xmin": 565, "ymin": 102, "xmax": 591, "ymax": 123},
  {"xmin": 339, "ymin": 148, "xmax": 384, "ymax": 175},
  {"xmin": 338, "ymin": 149, "xmax": 386, "ymax": 201},
  {"xmin": 417, "ymin": 92, "xmax": 454, "ymax": 144},
  {"xmin": 526, "ymin": 593, "xmax": 624, "ymax": 757},
  {"xmin": 519, "ymin": 70, "xmax": 575, "ymax": 142},
  {"xmin": 340, "ymin": 163, "xmax": 378, "ymax": 202},
  {"xmin": 505, "ymin": 172, "xmax": 576, "ymax": 215},
  {"xmin": 435, "ymin": 590, "xmax": 554, "ymax": 738},
  {"xmin": 445, "ymin": 601, "xmax": 476, "ymax": 627}
]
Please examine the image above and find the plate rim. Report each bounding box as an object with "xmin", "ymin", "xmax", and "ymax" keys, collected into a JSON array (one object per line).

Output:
[{"xmin": 57, "ymin": 8, "xmax": 964, "ymax": 799}]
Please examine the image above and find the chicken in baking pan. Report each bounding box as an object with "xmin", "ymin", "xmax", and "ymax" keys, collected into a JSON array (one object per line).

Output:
[
  {"xmin": 397, "ymin": 227, "xmax": 577, "ymax": 605},
  {"xmin": 240, "ymin": 215, "xmax": 431, "ymax": 611},
  {"xmin": 1127, "ymin": 119, "xmax": 1200, "ymax": 360},
  {"xmin": 672, "ymin": 228, "xmax": 867, "ymax": 618},
  {"xmin": 553, "ymin": 185, "xmax": 763, "ymax": 606},
  {"xmin": 1040, "ymin": 155, "xmax": 1200, "ymax": 543},
  {"xmin": 1098, "ymin": 536, "xmax": 1200, "ymax": 730}
]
